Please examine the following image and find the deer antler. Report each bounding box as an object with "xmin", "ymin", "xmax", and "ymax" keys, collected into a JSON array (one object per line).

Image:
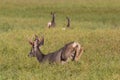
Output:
[
  {"xmin": 34, "ymin": 34, "xmax": 39, "ymax": 40},
  {"xmin": 29, "ymin": 40, "xmax": 34, "ymax": 46},
  {"xmin": 39, "ymin": 36, "xmax": 44, "ymax": 45}
]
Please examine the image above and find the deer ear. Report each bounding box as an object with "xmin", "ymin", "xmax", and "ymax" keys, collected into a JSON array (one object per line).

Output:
[
  {"xmin": 29, "ymin": 41, "xmax": 34, "ymax": 46},
  {"xmin": 51, "ymin": 12, "xmax": 55, "ymax": 15}
]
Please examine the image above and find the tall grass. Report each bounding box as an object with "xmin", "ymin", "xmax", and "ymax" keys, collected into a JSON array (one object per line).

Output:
[{"xmin": 0, "ymin": 0, "xmax": 120, "ymax": 80}]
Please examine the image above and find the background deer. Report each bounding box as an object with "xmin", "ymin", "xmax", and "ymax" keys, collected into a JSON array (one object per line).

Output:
[
  {"xmin": 48, "ymin": 12, "xmax": 56, "ymax": 28},
  {"xmin": 66, "ymin": 16, "xmax": 70, "ymax": 28},
  {"xmin": 28, "ymin": 35, "xmax": 83, "ymax": 64},
  {"xmin": 62, "ymin": 16, "xmax": 71, "ymax": 30}
]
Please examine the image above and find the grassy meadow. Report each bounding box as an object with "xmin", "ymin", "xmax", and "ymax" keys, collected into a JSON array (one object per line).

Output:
[{"xmin": 0, "ymin": 0, "xmax": 120, "ymax": 80}]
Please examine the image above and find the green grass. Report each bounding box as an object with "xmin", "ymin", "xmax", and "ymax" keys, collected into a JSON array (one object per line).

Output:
[{"xmin": 0, "ymin": 0, "xmax": 120, "ymax": 80}]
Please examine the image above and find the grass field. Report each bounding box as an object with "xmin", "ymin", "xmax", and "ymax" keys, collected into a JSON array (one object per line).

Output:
[{"xmin": 0, "ymin": 0, "xmax": 120, "ymax": 80}]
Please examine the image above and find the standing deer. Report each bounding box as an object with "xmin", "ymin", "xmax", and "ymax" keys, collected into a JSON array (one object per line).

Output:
[
  {"xmin": 66, "ymin": 16, "xmax": 70, "ymax": 28},
  {"xmin": 28, "ymin": 35, "xmax": 83, "ymax": 64},
  {"xmin": 48, "ymin": 12, "xmax": 56, "ymax": 28},
  {"xmin": 62, "ymin": 17, "xmax": 71, "ymax": 30}
]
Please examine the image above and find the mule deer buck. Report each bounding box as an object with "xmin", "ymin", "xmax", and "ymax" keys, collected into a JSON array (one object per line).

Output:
[
  {"xmin": 47, "ymin": 12, "xmax": 56, "ymax": 28},
  {"xmin": 28, "ymin": 35, "xmax": 83, "ymax": 64}
]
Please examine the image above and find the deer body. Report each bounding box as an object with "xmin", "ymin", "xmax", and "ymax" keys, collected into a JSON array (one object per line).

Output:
[
  {"xmin": 28, "ymin": 36, "xmax": 83, "ymax": 64},
  {"xmin": 42, "ymin": 48, "xmax": 62, "ymax": 63}
]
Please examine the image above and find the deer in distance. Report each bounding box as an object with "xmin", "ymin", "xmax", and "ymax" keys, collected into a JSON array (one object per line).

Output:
[
  {"xmin": 28, "ymin": 35, "xmax": 83, "ymax": 64},
  {"xmin": 66, "ymin": 16, "xmax": 70, "ymax": 28},
  {"xmin": 47, "ymin": 12, "xmax": 56, "ymax": 28},
  {"xmin": 62, "ymin": 16, "xmax": 71, "ymax": 30}
]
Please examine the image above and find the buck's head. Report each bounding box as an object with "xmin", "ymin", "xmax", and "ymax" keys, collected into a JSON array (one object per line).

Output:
[
  {"xmin": 28, "ymin": 35, "xmax": 44, "ymax": 57},
  {"xmin": 51, "ymin": 12, "xmax": 55, "ymax": 18},
  {"xmin": 66, "ymin": 16, "xmax": 69, "ymax": 20}
]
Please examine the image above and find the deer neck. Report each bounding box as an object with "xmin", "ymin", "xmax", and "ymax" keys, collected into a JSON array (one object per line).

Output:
[
  {"xmin": 67, "ymin": 19, "xmax": 70, "ymax": 27},
  {"xmin": 36, "ymin": 47, "xmax": 44, "ymax": 62},
  {"xmin": 51, "ymin": 15, "xmax": 55, "ymax": 23}
]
